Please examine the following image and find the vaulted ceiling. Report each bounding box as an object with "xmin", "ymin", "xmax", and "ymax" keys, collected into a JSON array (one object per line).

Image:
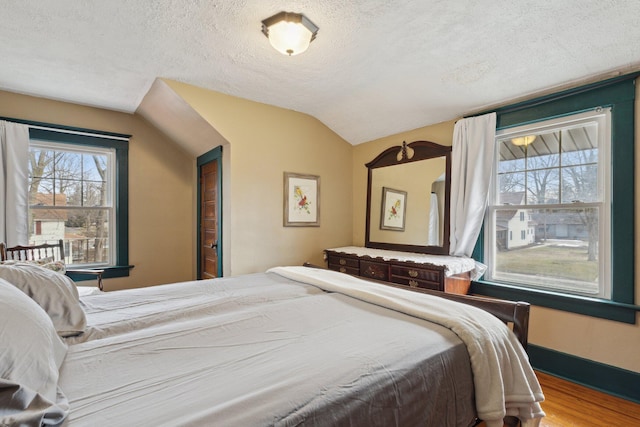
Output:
[{"xmin": 2, "ymin": 1, "xmax": 640, "ymax": 145}]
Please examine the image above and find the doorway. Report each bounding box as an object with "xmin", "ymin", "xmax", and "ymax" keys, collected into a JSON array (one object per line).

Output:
[{"xmin": 197, "ymin": 146, "xmax": 222, "ymax": 279}]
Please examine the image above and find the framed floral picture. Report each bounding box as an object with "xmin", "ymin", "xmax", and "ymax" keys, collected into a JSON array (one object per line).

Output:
[
  {"xmin": 380, "ymin": 187, "xmax": 407, "ymax": 231},
  {"xmin": 284, "ymin": 172, "xmax": 320, "ymax": 227}
]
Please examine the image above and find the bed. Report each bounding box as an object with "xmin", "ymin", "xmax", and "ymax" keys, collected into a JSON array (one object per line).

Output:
[{"xmin": 0, "ymin": 264, "xmax": 544, "ymax": 427}]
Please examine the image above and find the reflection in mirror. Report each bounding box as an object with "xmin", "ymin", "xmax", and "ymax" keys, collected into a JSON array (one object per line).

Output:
[
  {"xmin": 369, "ymin": 159, "xmax": 446, "ymax": 246},
  {"xmin": 365, "ymin": 140, "xmax": 452, "ymax": 255}
]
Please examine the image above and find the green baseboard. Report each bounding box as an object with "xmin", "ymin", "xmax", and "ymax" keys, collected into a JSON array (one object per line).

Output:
[{"xmin": 528, "ymin": 344, "xmax": 640, "ymax": 404}]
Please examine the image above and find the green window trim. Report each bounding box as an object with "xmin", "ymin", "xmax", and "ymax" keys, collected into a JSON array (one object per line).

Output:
[
  {"xmin": 67, "ymin": 265, "xmax": 134, "ymax": 282},
  {"xmin": 528, "ymin": 344, "xmax": 640, "ymax": 404},
  {"xmin": 1, "ymin": 117, "xmax": 133, "ymax": 279},
  {"xmin": 472, "ymin": 73, "xmax": 638, "ymax": 323}
]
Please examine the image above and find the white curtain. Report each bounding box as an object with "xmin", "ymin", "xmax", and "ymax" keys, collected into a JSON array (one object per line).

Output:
[
  {"xmin": 0, "ymin": 121, "xmax": 30, "ymax": 246},
  {"xmin": 449, "ymin": 112, "xmax": 497, "ymax": 257}
]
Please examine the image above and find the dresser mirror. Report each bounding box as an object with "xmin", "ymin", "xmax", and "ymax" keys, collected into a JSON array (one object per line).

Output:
[{"xmin": 365, "ymin": 140, "xmax": 452, "ymax": 255}]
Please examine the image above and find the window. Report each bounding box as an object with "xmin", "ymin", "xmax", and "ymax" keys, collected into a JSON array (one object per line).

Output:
[
  {"xmin": 472, "ymin": 73, "xmax": 637, "ymax": 323},
  {"xmin": 25, "ymin": 126, "xmax": 130, "ymax": 277},
  {"xmin": 29, "ymin": 141, "xmax": 115, "ymax": 266},
  {"xmin": 485, "ymin": 110, "xmax": 611, "ymax": 298}
]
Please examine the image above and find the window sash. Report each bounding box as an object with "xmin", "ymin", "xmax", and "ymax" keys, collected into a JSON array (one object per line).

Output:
[
  {"xmin": 28, "ymin": 140, "xmax": 116, "ymax": 267},
  {"xmin": 486, "ymin": 109, "xmax": 612, "ymax": 299},
  {"xmin": 487, "ymin": 204, "xmax": 607, "ymax": 296}
]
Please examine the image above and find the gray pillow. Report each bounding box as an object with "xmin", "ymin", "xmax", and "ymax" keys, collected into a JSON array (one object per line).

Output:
[{"xmin": 0, "ymin": 263, "xmax": 86, "ymax": 336}]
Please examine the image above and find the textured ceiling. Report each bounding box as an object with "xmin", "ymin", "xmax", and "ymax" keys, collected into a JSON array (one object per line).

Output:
[{"xmin": 2, "ymin": 1, "xmax": 640, "ymax": 145}]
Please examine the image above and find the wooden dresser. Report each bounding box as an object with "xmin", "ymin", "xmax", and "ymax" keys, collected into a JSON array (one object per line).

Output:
[{"xmin": 324, "ymin": 247, "xmax": 473, "ymax": 295}]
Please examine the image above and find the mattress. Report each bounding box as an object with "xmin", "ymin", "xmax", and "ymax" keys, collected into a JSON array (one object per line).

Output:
[{"xmin": 60, "ymin": 271, "xmax": 477, "ymax": 426}]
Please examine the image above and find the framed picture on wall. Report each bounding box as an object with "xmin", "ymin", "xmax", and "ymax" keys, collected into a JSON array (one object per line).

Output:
[
  {"xmin": 284, "ymin": 172, "xmax": 320, "ymax": 227},
  {"xmin": 380, "ymin": 187, "xmax": 407, "ymax": 231}
]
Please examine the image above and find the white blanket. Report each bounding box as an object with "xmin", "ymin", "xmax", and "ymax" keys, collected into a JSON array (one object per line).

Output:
[{"xmin": 269, "ymin": 266, "xmax": 545, "ymax": 427}]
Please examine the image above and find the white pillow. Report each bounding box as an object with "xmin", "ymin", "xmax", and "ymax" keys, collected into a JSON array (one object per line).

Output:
[
  {"xmin": 0, "ymin": 263, "xmax": 86, "ymax": 337},
  {"xmin": 0, "ymin": 278, "xmax": 69, "ymax": 425}
]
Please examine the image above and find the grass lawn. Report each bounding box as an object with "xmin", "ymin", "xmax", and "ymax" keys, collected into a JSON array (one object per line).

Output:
[{"xmin": 496, "ymin": 243, "xmax": 598, "ymax": 282}]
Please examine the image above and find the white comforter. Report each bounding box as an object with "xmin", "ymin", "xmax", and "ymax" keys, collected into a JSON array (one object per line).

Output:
[{"xmin": 269, "ymin": 266, "xmax": 545, "ymax": 427}]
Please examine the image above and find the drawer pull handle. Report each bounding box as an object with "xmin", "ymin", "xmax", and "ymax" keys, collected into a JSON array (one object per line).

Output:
[
  {"xmin": 339, "ymin": 259, "xmax": 347, "ymax": 266},
  {"xmin": 366, "ymin": 266, "xmax": 383, "ymax": 278},
  {"xmin": 408, "ymin": 270, "xmax": 418, "ymax": 278},
  {"xmin": 339, "ymin": 267, "xmax": 347, "ymax": 273},
  {"xmin": 409, "ymin": 280, "xmax": 419, "ymax": 288}
]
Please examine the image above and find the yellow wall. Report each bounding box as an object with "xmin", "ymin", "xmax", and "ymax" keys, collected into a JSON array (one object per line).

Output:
[
  {"xmin": 163, "ymin": 80, "xmax": 353, "ymax": 275},
  {"xmin": 0, "ymin": 90, "xmax": 195, "ymax": 291},
  {"xmin": 0, "ymin": 83, "xmax": 353, "ymax": 285},
  {"xmin": 352, "ymin": 96, "xmax": 640, "ymax": 374}
]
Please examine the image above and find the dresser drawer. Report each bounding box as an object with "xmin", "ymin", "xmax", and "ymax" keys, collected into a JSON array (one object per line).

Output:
[
  {"xmin": 324, "ymin": 248, "xmax": 470, "ymax": 295},
  {"xmin": 390, "ymin": 265, "xmax": 443, "ymax": 284},
  {"xmin": 391, "ymin": 276, "xmax": 442, "ymax": 291},
  {"xmin": 328, "ymin": 264, "xmax": 360, "ymax": 275},
  {"xmin": 360, "ymin": 260, "xmax": 389, "ymax": 281},
  {"xmin": 327, "ymin": 254, "xmax": 359, "ymax": 269}
]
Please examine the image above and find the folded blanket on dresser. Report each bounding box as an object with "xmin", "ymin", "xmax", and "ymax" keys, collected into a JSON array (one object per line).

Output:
[{"xmin": 269, "ymin": 266, "xmax": 545, "ymax": 427}]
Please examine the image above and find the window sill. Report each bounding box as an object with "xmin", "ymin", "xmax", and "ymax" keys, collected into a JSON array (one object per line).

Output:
[
  {"xmin": 67, "ymin": 265, "xmax": 134, "ymax": 282},
  {"xmin": 470, "ymin": 280, "xmax": 639, "ymax": 324}
]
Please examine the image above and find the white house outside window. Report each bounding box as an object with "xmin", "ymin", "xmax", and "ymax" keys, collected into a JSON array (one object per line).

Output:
[
  {"xmin": 484, "ymin": 109, "xmax": 611, "ymax": 298},
  {"xmin": 28, "ymin": 140, "xmax": 115, "ymax": 267}
]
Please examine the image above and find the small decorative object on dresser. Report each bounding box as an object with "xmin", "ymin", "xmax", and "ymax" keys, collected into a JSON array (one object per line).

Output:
[{"xmin": 325, "ymin": 246, "xmax": 476, "ymax": 295}]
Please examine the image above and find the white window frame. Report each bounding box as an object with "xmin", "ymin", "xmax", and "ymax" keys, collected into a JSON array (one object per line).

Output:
[
  {"xmin": 28, "ymin": 140, "xmax": 117, "ymax": 267},
  {"xmin": 485, "ymin": 109, "xmax": 612, "ymax": 299}
]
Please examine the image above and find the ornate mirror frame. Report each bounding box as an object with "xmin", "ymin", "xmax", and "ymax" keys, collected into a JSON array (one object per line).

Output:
[{"xmin": 365, "ymin": 140, "xmax": 452, "ymax": 255}]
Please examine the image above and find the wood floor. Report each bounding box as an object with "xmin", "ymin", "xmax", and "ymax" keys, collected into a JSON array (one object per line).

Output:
[{"xmin": 479, "ymin": 371, "xmax": 640, "ymax": 426}]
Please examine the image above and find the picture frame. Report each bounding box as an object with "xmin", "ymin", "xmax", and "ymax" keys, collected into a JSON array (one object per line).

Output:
[
  {"xmin": 380, "ymin": 187, "xmax": 407, "ymax": 231},
  {"xmin": 284, "ymin": 172, "xmax": 320, "ymax": 227}
]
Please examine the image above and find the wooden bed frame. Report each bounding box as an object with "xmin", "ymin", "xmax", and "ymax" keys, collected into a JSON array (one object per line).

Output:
[{"xmin": 386, "ymin": 281, "xmax": 531, "ymax": 350}]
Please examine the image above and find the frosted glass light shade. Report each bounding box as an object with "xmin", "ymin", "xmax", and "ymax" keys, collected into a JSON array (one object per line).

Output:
[{"xmin": 262, "ymin": 12, "xmax": 319, "ymax": 56}]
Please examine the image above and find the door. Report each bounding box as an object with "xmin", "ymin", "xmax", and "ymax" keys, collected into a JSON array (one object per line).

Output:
[{"xmin": 198, "ymin": 147, "xmax": 222, "ymax": 279}]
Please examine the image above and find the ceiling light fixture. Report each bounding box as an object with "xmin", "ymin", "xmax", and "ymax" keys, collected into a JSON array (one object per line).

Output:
[
  {"xmin": 261, "ymin": 12, "xmax": 319, "ymax": 56},
  {"xmin": 511, "ymin": 135, "xmax": 536, "ymax": 146}
]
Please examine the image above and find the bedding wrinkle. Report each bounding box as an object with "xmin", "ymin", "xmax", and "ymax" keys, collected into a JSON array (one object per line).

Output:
[{"xmin": 70, "ymin": 274, "xmax": 324, "ymax": 345}]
